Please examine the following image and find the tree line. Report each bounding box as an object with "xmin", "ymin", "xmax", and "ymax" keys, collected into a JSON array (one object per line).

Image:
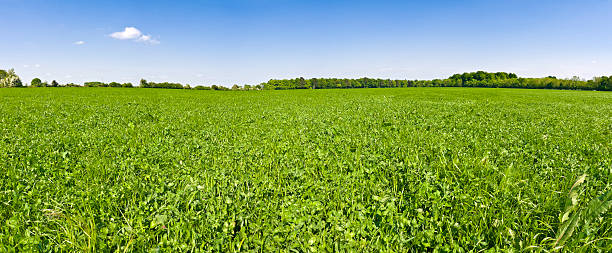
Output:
[
  {"xmin": 1, "ymin": 69, "xmax": 611, "ymax": 91},
  {"xmin": 261, "ymin": 71, "xmax": 612, "ymax": 91}
]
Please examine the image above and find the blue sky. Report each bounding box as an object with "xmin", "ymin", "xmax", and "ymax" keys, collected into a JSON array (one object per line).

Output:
[{"xmin": 1, "ymin": 0, "xmax": 611, "ymax": 86}]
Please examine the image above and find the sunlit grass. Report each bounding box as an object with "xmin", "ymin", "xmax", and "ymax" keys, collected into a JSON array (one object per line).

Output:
[{"xmin": 0, "ymin": 87, "xmax": 610, "ymax": 251}]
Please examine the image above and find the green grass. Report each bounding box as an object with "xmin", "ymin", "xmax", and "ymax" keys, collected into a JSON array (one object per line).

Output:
[{"xmin": 1, "ymin": 87, "xmax": 610, "ymax": 252}]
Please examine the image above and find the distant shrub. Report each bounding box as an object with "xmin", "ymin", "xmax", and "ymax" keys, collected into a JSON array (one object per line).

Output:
[
  {"xmin": 84, "ymin": 82, "xmax": 108, "ymax": 87},
  {"xmin": 109, "ymin": 82, "xmax": 122, "ymax": 87},
  {"xmin": 140, "ymin": 80, "xmax": 184, "ymax": 89},
  {"xmin": 194, "ymin": 86, "xmax": 211, "ymax": 90}
]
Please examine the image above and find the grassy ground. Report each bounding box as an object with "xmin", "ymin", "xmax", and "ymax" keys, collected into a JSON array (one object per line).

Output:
[{"xmin": 0, "ymin": 87, "xmax": 610, "ymax": 251}]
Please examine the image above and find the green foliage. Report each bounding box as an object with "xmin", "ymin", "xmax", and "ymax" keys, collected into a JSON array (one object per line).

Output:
[
  {"xmin": 449, "ymin": 71, "xmax": 518, "ymax": 83},
  {"xmin": 0, "ymin": 68, "xmax": 23, "ymax": 87},
  {"xmin": 31, "ymin": 78, "xmax": 43, "ymax": 87},
  {"xmin": 591, "ymin": 76, "xmax": 612, "ymax": 91},
  {"xmin": 84, "ymin": 81, "xmax": 108, "ymax": 87},
  {"xmin": 109, "ymin": 82, "xmax": 122, "ymax": 87},
  {"xmin": 139, "ymin": 79, "xmax": 184, "ymax": 89},
  {"xmin": 261, "ymin": 72, "xmax": 612, "ymax": 91},
  {"xmin": 0, "ymin": 88, "xmax": 609, "ymax": 251},
  {"xmin": 4, "ymin": 71, "xmax": 611, "ymax": 91},
  {"xmin": 0, "ymin": 69, "xmax": 7, "ymax": 80},
  {"xmin": 210, "ymin": 84, "xmax": 229, "ymax": 91},
  {"xmin": 194, "ymin": 85, "xmax": 211, "ymax": 90},
  {"xmin": 51, "ymin": 80, "xmax": 59, "ymax": 87},
  {"xmin": 554, "ymin": 175, "xmax": 612, "ymax": 250}
]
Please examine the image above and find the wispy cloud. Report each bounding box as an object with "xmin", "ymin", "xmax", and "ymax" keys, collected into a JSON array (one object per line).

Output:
[
  {"xmin": 110, "ymin": 27, "xmax": 160, "ymax": 45},
  {"xmin": 74, "ymin": 41, "xmax": 85, "ymax": 45},
  {"xmin": 137, "ymin": 34, "xmax": 160, "ymax": 45}
]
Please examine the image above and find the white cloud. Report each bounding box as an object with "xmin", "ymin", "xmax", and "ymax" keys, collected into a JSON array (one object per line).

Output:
[
  {"xmin": 138, "ymin": 34, "xmax": 151, "ymax": 41},
  {"xmin": 23, "ymin": 64, "xmax": 29, "ymax": 68},
  {"xmin": 34, "ymin": 64, "xmax": 40, "ymax": 68},
  {"xmin": 110, "ymin": 27, "xmax": 142, "ymax": 40},
  {"xmin": 74, "ymin": 41, "xmax": 85, "ymax": 45},
  {"xmin": 110, "ymin": 27, "xmax": 160, "ymax": 44},
  {"xmin": 137, "ymin": 34, "xmax": 160, "ymax": 45}
]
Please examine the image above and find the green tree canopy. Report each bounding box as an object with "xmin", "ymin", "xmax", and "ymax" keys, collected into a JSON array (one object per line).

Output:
[
  {"xmin": 0, "ymin": 69, "xmax": 23, "ymax": 87},
  {"xmin": 31, "ymin": 78, "xmax": 43, "ymax": 87},
  {"xmin": 0, "ymin": 69, "xmax": 7, "ymax": 80},
  {"xmin": 140, "ymin": 79, "xmax": 150, "ymax": 88}
]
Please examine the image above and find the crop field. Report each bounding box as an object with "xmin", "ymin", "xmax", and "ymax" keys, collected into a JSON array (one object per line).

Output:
[{"xmin": 0, "ymin": 87, "xmax": 610, "ymax": 251}]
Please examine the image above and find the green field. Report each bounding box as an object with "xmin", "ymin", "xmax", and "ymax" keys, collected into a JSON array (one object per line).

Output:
[{"xmin": 1, "ymin": 87, "xmax": 610, "ymax": 251}]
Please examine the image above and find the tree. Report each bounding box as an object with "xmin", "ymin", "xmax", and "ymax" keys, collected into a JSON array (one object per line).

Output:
[
  {"xmin": 140, "ymin": 79, "xmax": 149, "ymax": 88},
  {"xmin": 122, "ymin": 83, "xmax": 133, "ymax": 88},
  {"xmin": 12, "ymin": 78, "xmax": 23, "ymax": 87},
  {"xmin": 231, "ymin": 84, "xmax": 240, "ymax": 90},
  {"xmin": 311, "ymin": 78, "xmax": 318, "ymax": 89},
  {"xmin": 145, "ymin": 82, "xmax": 183, "ymax": 89},
  {"xmin": 194, "ymin": 85, "xmax": 211, "ymax": 90},
  {"xmin": 0, "ymin": 69, "xmax": 23, "ymax": 87},
  {"xmin": 84, "ymin": 81, "xmax": 106, "ymax": 87},
  {"xmin": 109, "ymin": 82, "xmax": 122, "ymax": 87},
  {"xmin": 596, "ymin": 76, "xmax": 612, "ymax": 91},
  {"xmin": 0, "ymin": 69, "xmax": 7, "ymax": 80},
  {"xmin": 31, "ymin": 78, "xmax": 43, "ymax": 87},
  {"xmin": 51, "ymin": 80, "xmax": 59, "ymax": 87}
]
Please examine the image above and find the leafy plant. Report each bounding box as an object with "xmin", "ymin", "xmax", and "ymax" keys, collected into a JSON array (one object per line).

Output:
[{"xmin": 554, "ymin": 174, "xmax": 611, "ymax": 250}]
